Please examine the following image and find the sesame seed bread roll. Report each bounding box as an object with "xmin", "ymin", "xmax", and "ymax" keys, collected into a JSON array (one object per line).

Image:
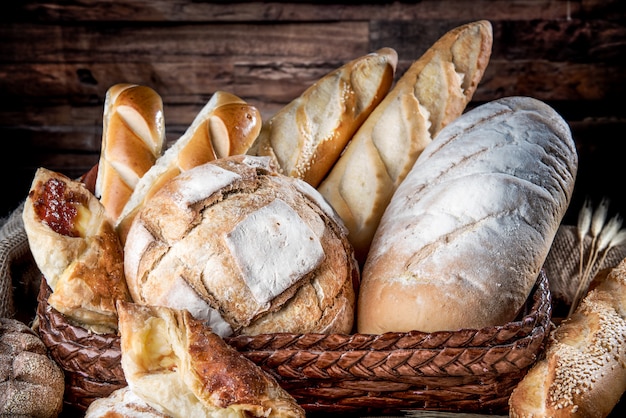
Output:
[
  {"xmin": 95, "ymin": 83, "xmax": 165, "ymax": 223},
  {"xmin": 248, "ymin": 47, "xmax": 398, "ymax": 188},
  {"xmin": 357, "ymin": 96, "xmax": 578, "ymax": 334},
  {"xmin": 317, "ymin": 20, "xmax": 493, "ymax": 263},
  {"xmin": 116, "ymin": 91, "xmax": 262, "ymax": 243},
  {"xmin": 509, "ymin": 257, "xmax": 626, "ymax": 417}
]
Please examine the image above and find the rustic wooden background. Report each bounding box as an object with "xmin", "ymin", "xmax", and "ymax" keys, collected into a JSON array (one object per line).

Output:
[{"xmin": 1, "ymin": 0, "xmax": 625, "ymax": 227}]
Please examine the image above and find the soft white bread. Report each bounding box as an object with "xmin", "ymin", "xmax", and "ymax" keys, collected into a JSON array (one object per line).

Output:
[
  {"xmin": 95, "ymin": 83, "xmax": 165, "ymax": 223},
  {"xmin": 357, "ymin": 96, "xmax": 578, "ymax": 334},
  {"xmin": 124, "ymin": 155, "xmax": 358, "ymax": 337},
  {"xmin": 116, "ymin": 91, "xmax": 262, "ymax": 243},
  {"xmin": 117, "ymin": 301, "xmax": 306, "ymax": 418},
  {"xmin": 509, "ymin": 258, "xmax": 626, "ymax": 418},
  {"xmin": 22, "ymin": 168, "xmax": 132, "ymax": 333},
  {"xmin": 248, "ymin": 47, "xmax": 398, "ymax": 188},
  {"xmin": 317, "ymin": 20, "xmax": 493, "ymax": 263},
  {"xmin": 85, "ymin": 387, "xmax": 169, "ymax": 418}
]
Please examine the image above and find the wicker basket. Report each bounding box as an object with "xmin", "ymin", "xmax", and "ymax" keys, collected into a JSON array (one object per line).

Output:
[{"xmin": 37, "ymin": 271, "xmax": 551, "ymax": 415}]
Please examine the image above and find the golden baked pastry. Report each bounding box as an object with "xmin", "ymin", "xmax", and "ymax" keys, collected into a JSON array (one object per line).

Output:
[
  {"xmin": 23, "ymin": 167, "xmax": 132, "ymax": 333},
  {"xmin": 118, "ymin": 301, "xmax": 305, "ymax": 418}
]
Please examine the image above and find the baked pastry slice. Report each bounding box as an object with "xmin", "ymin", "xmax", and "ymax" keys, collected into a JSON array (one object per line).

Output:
[
  {"xmin": 22, "ymin": 167, "xmax": 132, "ymax": 333},
  {"xmin": 118, "ymin": 301, "xmax": 305, "ymax": 418}
]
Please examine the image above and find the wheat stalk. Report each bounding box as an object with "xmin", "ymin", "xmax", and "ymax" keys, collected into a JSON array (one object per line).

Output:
[{"xmin": 569, "ymin": 199, "xmax": 625, "ymax": 317}]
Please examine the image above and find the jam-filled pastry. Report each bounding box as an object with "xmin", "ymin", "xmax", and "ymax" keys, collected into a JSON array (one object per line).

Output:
[
  {"xmin": 117, "ymin": 301, "xmax": 305, "ymax": 418},
  {"xmin": 23, "ymin": 167, "xmax": 132, "ymax": 333}
]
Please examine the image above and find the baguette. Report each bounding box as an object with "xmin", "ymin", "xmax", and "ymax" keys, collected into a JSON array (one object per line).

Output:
[
  {"xmin": 509, "ymin": 258, "xmax": 626, "ymax": 417},
  {"xmin": 95, "ymin": 83, "xmax": 165, "ymax": 223},
  {"xmin": 115, "ymin": 91, "xmax": 262, "ymax": 243},
  {"xmin": 357, "ymin": 96, "xmax": 577, "ymax": 334},
  {"xmin": 248, "ymin": 47, "xmax": 398, "ymax": 188},
  {"xmin": 317, "ymin": 20, "xmax": 493, "ymax": 263}
]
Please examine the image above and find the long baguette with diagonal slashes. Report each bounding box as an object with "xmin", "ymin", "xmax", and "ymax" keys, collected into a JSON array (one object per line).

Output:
[
  {"xmin": 317, "ymin": 20, "xmax": 493, "ymax": 263},
  {"xmin": 248, "ymin": 47, "xmax": 398, "ymax": 188},
  {"xmin": 95, "ymin": 83, "xmax": 165, "ymax": 224},
  {"xmin": 357, "ymin": 96, "xmax": 578, "ymax": 334},
  {"xmin": 509, "ymin": 258, "xmax": 626, "ymax": 418},
  {"xmin": 116, "ymin": 91, "xmax": 262, "ymax": 243}
]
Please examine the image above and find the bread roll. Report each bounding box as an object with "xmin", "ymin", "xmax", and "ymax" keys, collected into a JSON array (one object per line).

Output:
[
  {"xmin": 509, "ymin": 257, "xmax": 626, "ymax": 417},
  {"xmin": 22, "ymin": 168, "xmax": 132, "ymax": 333},
  {"xmin": 124, "ymin": 155, "xmax": 358, "ymax": 337},
  {"xmin": 0, "ymin": 318, "xmax": 65, "ymax": 418},
  {"xmin": 248, "ymin": 47, "xmax": 398, "ymax": 188},
  {"xmin": 116, "ymin": 91, "xmax": 262, "ymax": 243},
  {"xmin": 117, "ymin": 301, "xmax": 306, "ymax": 418},
  {"xmin": 357, "ymin": 96, "xmax": 578, "ymax": 334},
  {"xmin": 95, "ymin": 83, "xmax": 165, "ymax": 223},
  {"xmin": 317, "ymin": 20, "xmax": 493, "ymax": 263}
]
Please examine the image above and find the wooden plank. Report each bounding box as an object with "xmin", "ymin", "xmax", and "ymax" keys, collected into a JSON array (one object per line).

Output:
[
  {"xmin": 1, "ymin": 0, "xmax": 611, "ymax": 23},
  {"xmin": 0, "ymin": 22, "xmax": 369, "ymax": 63}
]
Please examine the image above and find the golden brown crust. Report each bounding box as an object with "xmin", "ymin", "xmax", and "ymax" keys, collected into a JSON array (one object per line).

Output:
[
  {"xmin": 249, "ymin": 47, "xmax": 398, "ymax": 188},
  {"xmin": 317, "ymin": 20, "xmax": 493, "ymax": 263},
  {"xmin": 509, "ymin": 257, "xmax": 626, "ymax": 417},
  {"xmin": 118, "ymin": 301, "xmax": 305, "ymax": 418},
  {"xmin": 123, "ymin": 155, "xmax": 358, "ymax": 337},
  {"xmin": 116, "ymin": 91, "xmax": 261, "ymax": 244},
  {"xmin": 23, "ymin": 167, "xmax": 132, "ymax": 333},
  {"xmin": 96, "ymin": 83, "xmax": 165, "ymax": 223}
]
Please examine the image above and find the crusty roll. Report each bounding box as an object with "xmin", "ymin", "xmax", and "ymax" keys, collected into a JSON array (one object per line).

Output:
[
  {"xmin": 22, "ymin": 168, "xmax": 132, "ymax": 333},
  {"xmin": 0, "ymin": 318, "xmax": 65, "ymax": 418},
  {"xmin": 248, "ymin": 47, "xmax": 398, "ymax": 188},
  {"xmin": 509, "ymin": 257, "xmax": 626, "ymax": 418},
  {"xmin": 95, "ymin": 83, "xmax": 165, "ymax": 223},
  {"xmin": 317, "ymin": 20, "xmax": 493, "ymax": 263},
  {"xmin": 124, "ymin": 155, "xmax": 358, "ymax": 337},
  {"xmin": 357, "ymin": 96, "xmax": 577, "ymax": 334},
  {"xmin": 117, "ymin": 301, "xmax": 306, "ymax": 418},
  {"xmin": 116, "ymin": 91, "xmax": 262, "ymax": 243}
]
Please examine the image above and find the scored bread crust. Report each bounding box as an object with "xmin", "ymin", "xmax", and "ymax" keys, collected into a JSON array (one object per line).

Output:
[
  {"xmin": 116, "ymin": 91, "xmax": 262, "ymax": 244},
  {"xmin": 317, "ymin": 20, "xmax": 493, "ymax": 263},
  {"xmin": 357, "ymin": 96, "xmax": 578, "ymax": 334},
  {"xmin": 509, "ymin": 258, "xmax": 626, "ymax": 417},
  {"xmin": 95, "ymin": 83, "xmax": 166, "ymax": 223},
  {"xmin": 22, "ymin": 167, "xmax": 132, "ymax": 333},
  {"xmin": 118, "ymin": 301, "xmax": 306, "ymax": 418},
  {"xmin": 124, "ymin": 155, "xmax": 358, "ymax": 337},
  {"xmin": 248, "ymin": 47, "xmax": 398, "ymax": 188}
]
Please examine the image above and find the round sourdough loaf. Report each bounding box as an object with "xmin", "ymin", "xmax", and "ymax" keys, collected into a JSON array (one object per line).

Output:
[
  {"xmin": 124, "ymin": 155, "xmax": 358, "ymax": 337},
  {"xmin": 357, "ymin": 96, "xmax": 578, "ymax": 334}
]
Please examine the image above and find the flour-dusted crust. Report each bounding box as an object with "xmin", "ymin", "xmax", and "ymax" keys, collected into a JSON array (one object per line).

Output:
[
  {"xmin": 23, "ymin": 168, "xmax": 132, "ymax": 333},
  {"xmin": 124, "ymin": 155, "xmax": 358, "ymax": 337},
  {"xmin": 118, "ymin": 301, "xmax": 305, "ymax": 418},
  {"xmin": 358, "ymin": 96, "xmax": 577, "ymax": 333},
  {"xmin": 509, "ymin": 257, "xmax": 626, "ymax": 417}
]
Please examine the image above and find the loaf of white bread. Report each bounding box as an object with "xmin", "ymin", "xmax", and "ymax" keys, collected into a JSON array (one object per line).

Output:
[
  {"xmin": 509, "ymin": 258, "xmax": 626, "ymax": 417},
  {"xmin": 123, "ymin": 154, "xmax": 358, "ymax": 337},
  {"xmin": 95, "ymin": 83, "xmax": 165, "ymax": 224},
  {"xmin": 318, "ymin": 20, "xmax": 493, "ymax": 263},
  {"xmin": 248, "ymin": 47, "xmax": 398, "ymax": 188},
  {"xmin": 358, "ymin": 96, "xmax": 578, "ymax": 334}
]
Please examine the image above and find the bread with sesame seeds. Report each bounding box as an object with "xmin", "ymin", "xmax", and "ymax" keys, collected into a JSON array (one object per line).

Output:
[
  {"xmin": 247, "ymin": 47, "xmax": 398, "ymax": 188},
  {"xmin": 509, "ymin": 256, "xmax": 626, "ymax": 418}
]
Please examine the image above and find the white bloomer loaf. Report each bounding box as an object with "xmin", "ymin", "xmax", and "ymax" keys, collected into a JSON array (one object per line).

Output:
[{"xmin": 358, "ymin": 96, "xmax": 578, "ymax": 334}]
